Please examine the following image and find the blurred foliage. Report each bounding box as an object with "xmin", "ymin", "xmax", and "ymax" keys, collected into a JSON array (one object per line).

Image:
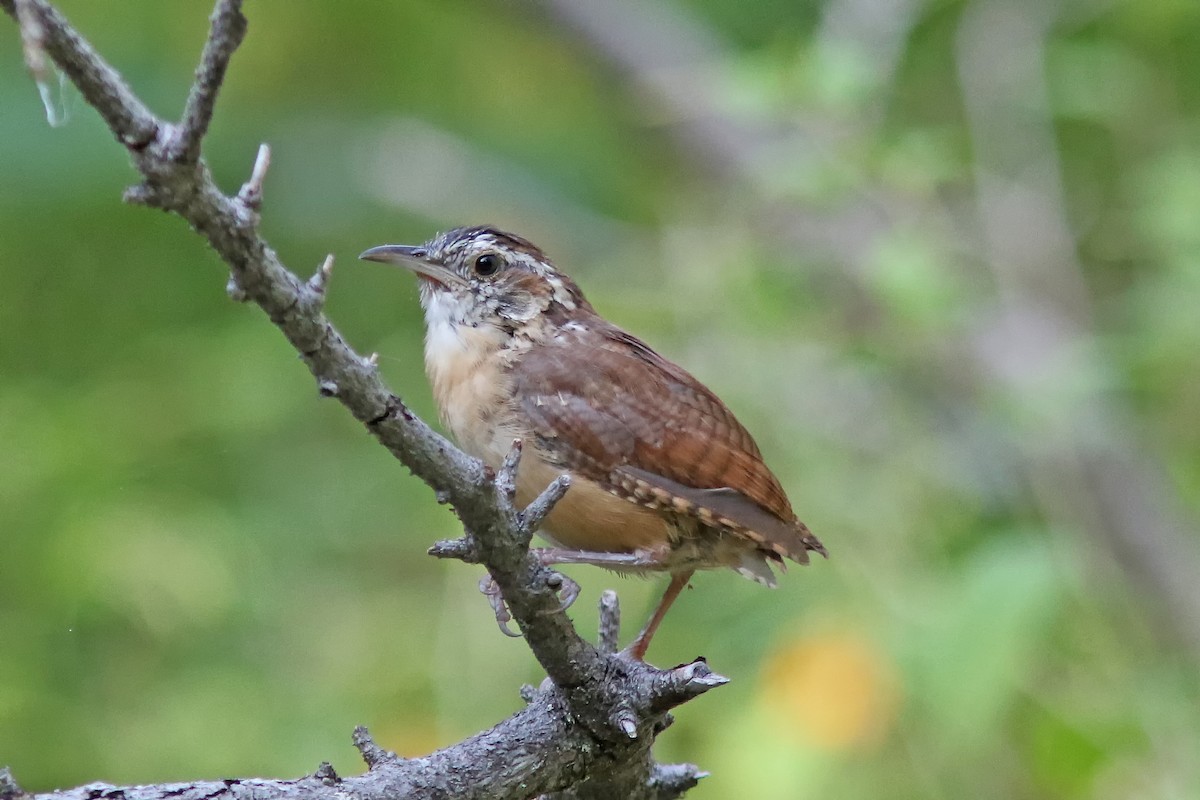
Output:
[{"xmin": 2, "ymin": 1, "xmax": 1199, "ymax": 798}]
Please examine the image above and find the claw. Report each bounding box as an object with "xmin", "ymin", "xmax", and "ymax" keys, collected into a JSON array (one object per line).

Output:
[
  {"xmin": 478, "ymin": 575, "xmax": 522, "ymax": 638},
  {"xmin": 545, "ymin": 571, "xmax": 581, "ymax": 614}
]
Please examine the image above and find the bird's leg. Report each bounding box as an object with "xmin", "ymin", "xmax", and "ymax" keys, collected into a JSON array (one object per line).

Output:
[
  {"xmin": 544, "ymin": 570, "xmax": 581, "ymax": 613},
  {"xmin": 534, "ymin": 547, "xmax": 668, "ymax": 615},
  {"xmin": 535, "ymin": 547, "xmax": 690, "ymax": 659},
  {"xmin": 625, "ymin": 569, "xmax": 695, "ymax": 661},
  {"xmin": 476, "ymin": 561, "xmax": 584, "ymax": 637},
  {"xmin": 533, "ymin": 547, "xmax": 669, "ymax": 570},
  {"xmin": 478, "ymin": 574, "xmax": 522, "ymax": 637}
]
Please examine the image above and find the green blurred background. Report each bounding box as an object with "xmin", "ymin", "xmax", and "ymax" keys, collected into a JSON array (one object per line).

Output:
[{"xmin": 3, "ymin": 0, "xmax": 1200, "ymax": 797}]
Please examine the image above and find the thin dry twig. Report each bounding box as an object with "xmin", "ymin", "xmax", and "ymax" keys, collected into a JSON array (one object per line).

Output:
[
  {"xmin": 522, "ymin": 474, "xmax": 572, "ymax": 533},
  {"xmin": 236, "ymin": 142, "xmax": 271, "ymax": 210},
  {"xmin": 598, "ymin": 590, "xmax": 621, "ymax": 655},
  {"xmin": 307, "ymin": 254, "xmax": 335, "ymax": 297},
  {"xmin": 172, "ymin": 0, "xmax": 247, "ymax": 162}
]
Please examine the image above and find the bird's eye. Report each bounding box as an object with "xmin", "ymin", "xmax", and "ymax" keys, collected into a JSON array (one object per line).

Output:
[{"xmin": 473, "ymin": 253, "xmax": 501, "ymax": 277}]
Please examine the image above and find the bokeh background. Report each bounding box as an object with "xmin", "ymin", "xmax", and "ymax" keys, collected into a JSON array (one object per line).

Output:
[{"xmin": 3, "ymin": 0, "xmax": 1200, "ymax": 797}]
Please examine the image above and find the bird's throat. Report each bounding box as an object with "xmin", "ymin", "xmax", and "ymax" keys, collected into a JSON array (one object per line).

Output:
[{"xmin": 422, "ymin": 296, "xmax": 521, "ymax": 467}]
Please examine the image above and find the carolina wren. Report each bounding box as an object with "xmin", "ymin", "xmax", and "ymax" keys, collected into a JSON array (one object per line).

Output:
[{"xmin": 361, "ymin": 227, "xmax": 825, "ymax": 659}]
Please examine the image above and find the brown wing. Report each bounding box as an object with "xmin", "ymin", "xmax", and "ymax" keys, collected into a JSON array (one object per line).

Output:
[{"xmin": 512, "ymin": 318, "xmax": 824, "ymax": 563}]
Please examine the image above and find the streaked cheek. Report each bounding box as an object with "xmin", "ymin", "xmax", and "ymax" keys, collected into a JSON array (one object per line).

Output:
[{"xmin": 497, "ymin": 291, "xmax": 537, "ymax": 322}]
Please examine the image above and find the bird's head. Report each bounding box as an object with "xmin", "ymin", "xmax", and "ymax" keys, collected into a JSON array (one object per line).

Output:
[{"xmin": 360, "ymin": 226, "xmax": 590, "ymax": 332}]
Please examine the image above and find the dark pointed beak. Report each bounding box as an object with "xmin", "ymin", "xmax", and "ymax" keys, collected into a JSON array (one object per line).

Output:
[{"xmin": 358, "ymin": 244, "xmax": 467, "ymax": 288}]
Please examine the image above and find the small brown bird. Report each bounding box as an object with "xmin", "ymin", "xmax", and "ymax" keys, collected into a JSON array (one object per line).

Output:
[{"xmin": 361, "ymin": 227, "xmax": 825, "ymax": 659}]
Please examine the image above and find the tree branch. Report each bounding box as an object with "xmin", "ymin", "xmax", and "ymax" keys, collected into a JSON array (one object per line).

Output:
[
  {"xmin": 171, "ymin": 0, "xmax": 247, "ymax": 162},
  {"xmin": 0, "ymin": 1, "xmax": 722, "ymax": 798}
]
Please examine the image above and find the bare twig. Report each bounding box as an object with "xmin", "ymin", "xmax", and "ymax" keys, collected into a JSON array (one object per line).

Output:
[
  {"xmin": 651, "ymin": 660, "xmax": 730, "ymax": 708},
  {"xmin": 172, "ymin": 0, "xmax": 247, "ymax": 162},
  {"xmin": 307, "ymin": 254, "xmax": 334, "ymax": 297},
  {"xmin": 428, "ymin": 536, "xmax": 480, "ymax": 562},
  {"xmin": 598, "ymin": 590, "xmax": 621, "ymax": 654},
  {"xmin": 311, "ymin": 763, "xmax": 338, "ymax": 786},
  {"xmin": 236, "ymin": 142, "xmax": 271, "ymax": 211},
  {"xmin": 495, "ymin": 438, "xmax": 524, "ymax": 515},
  {"xmin": 522, "ymin": 474, "xmax": 572, "ymax": 532},
  {"xmin": 648, "ymin": 764, "xmax": 709, "ymax": 800},
  {"xmin": 351, "ymin": 726, "xmax": 399, "ymax": 769}
]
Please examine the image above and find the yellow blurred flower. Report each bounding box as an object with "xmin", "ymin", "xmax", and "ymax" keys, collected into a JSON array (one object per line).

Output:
[{"xmin": 759, "ymin": 631, "xmax": 898, "ymax": 751}]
